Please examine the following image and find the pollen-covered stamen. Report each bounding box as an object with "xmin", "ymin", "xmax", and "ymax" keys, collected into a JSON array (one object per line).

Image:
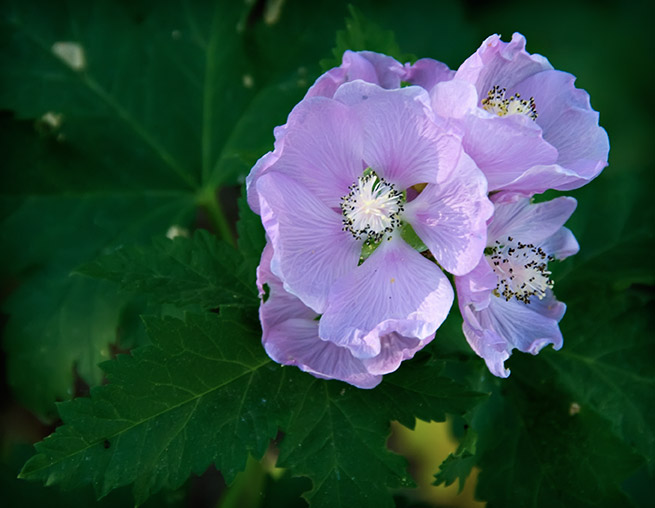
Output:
[
  {"xmin": 487, "ymin": 236, "xmax": 554, "ymax": 304},
  {"xmin": 482, "ymin": 85, "xmax": 538, "ymax": 120},
  {"xmin": 340, "ymin": 171, "xmax": 404, "ymax": 244}
]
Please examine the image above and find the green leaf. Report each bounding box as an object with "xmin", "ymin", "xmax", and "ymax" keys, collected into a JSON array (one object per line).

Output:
[
  {"xmin": 19, "ymin": 311, "xmax": 283, "ymax": 504},
  {"xmin": 1, "ymin": 444, "xmax": 184, "ymax": 508},
  {"xmin": 78, "ymin": 229, "xmax": 257, "ymax": 310},
  {"xmin": 1, "ymin": 0, "xmax": 303, "ymax": 417},
  {"xmin": 208, "ymin": 77, "xmax": 306, "ymax": 188},
  {"xmin": 4, "ymin": 275, "xmax": 126, "ymax": 418},
  {"xmin": 277, "ymin": 357, "xmax": 485, "ymax": 507},
  {"xmin": 472, "ymin": 357, "xmax": 644, "ymax": 508},
  {"xmin": 433, "ymin": 422, "xmax": 477, "ymax": 492},
  {"xmin": 542, "ymin": 286, "xmax": 655, "ymax": 471},
  {"xmin": 434, "ymin": 450, "xmax": 477, "ymax": 494},
  {"xmin": 20, "ymin": 314, "xmax": 485, "ymax": 507},
  {"xmin": 277, "ymin": 381, "xmax": 413, "ymax": 508},
  {"xmin": 1, "ymin": 192, "xmax": 194, "ymax": 419},
  {"xmin": 1, "ymin": 0, "xmax": 251, "ymax": 189}
]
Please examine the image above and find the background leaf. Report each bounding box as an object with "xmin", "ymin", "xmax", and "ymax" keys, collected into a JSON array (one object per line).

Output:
[
  {"xmin": 19, "ymin": 311, "xmax": 282, "ymax": 504},
  {"xmin": 472, "ymin": 359, "xmax": 644, "ymax": 508},
  {"xmin": 78, "ymin": 229, "xmax": 258, "ymax": 310},
  {"xmin": 277, "ymin": 358, "xmax": 485, "ymax": 507}
]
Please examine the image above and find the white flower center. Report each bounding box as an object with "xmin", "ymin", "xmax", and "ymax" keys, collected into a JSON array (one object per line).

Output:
[
  {"xmin": 341, "ymin": 171, "xmax": 404, "ymax": 243},
  {"xmin": 487, "ymin": 236, "xmax": 553, "ymax": 304},
  {"xmin": 482, "ymin": 85, "xmax": 538, "ymax": 120}
]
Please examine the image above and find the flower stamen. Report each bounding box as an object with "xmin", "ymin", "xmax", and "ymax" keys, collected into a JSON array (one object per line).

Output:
[
  {"xmin": 341, "ymin": 170, "xmax": 404, "ymax": 244},
  {"xmin": 488, "ymin": 236, "xmax": 553, "ymax": 304},
  {"xmin": 482, "ymin": 85, "xmax": 538, "ymax": 120}
]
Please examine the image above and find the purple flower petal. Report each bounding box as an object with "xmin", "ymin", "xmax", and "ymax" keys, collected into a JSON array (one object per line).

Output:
[
  {"xmin": 487, "ymin": 196, "xmax": 577, "ymax": 246},
  {"xmin": 319, "ymin": 235, "xmax": 453, "ymax": 358},
  {"xmin": 404, "ymin": 57, "xmax": 454, "ymax": 91},
  {"xmin": 265, "ymin": 319, "xmax": 382, "ymax": 389},
  {"xmin": 538, "ymin": 226, "xmax": 579, "ymax": 260},
  {"xmin": 334, "ymin": 80, "xmax": 461, "ymax": 187},
  {"xmin": 257, "ymin": 244, "xmax": 382, "ymax": 388},
  {"xmin": 403, "ymin": 152, "xmax": 493, "ymax": 275},
  {"xmin": 256, "ymin": 243, "xmax": 317, "ymax": 326},
  {"xmin": 246, "ymin": 125, "xmax": 287, "ymax": 215},
  {"xmin": 461, "ymin": 290, "xmax": 565, "ymax": 378},
  {"xmin": 461, "ymin": 306, "xmax": 511, "ymax": 378},
  {"xmin": 462, "ymin": 113, "xmax": 559, "ymax": 191},
  {"xmin": 268, "ymin": 96, "xmax": 364, "ymax": 208},
  {"xmin": 258, "ymin": 243, "xmax": 439, "ymax": 389},
  {"xmin": 455, "ymin": 255, "xmax": 497, "ymax": 312},
  {"xmin": 257, "ymin": 171, "xmax": 361, "ymax": 313},
  {"xmin": 361, "ymin": 333, "xmax": 429, "ymax": 376},
  {"xmin": 430, "ymin": 79, "xmax": 479, "ymax": 119},
  {"xmin": 456, "ymin": 32, "xmax": 552, "ymax": 98},
  {"xmin": 306, "ymin": 50, "xmax": 406, "ymax": 99},
  {"xmin": 512, "ymin": 70, "xmax": 609, "ymax": 183}
]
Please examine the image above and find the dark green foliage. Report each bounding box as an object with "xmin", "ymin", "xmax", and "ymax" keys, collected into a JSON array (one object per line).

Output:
[
  {"xmin": 473, "ymin": 363, "xmax": 643, "ymax": 508},
  {"xmin": 1, "ymin": 0, "xmax": 653, "ymax": 507},
  {"xmin": 19, "ymin": 311, "xmax": 282, "ymax": 504},
  {"xmin": 19, "ymin": 308, "xmax": 483, "ymax": 506},
  {"xmin": 79, "ymin": 230, "xmax": 258, "ymax": 310}
]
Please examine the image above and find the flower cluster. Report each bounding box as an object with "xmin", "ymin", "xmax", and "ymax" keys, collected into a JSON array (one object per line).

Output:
[{"xmin": 247, "ymin": 33, "xmax": 608, "ymax": 387}]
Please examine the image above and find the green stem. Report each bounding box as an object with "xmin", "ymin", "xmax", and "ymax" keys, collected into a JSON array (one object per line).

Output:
[{"xmin": 198, "ymin": 186, "xmax": 236, "ymax": 248}]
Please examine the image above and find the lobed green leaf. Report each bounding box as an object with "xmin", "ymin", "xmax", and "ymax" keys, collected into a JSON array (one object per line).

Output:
[
  {"xmin": 19, "ymin": 311, "xmax": 282, "ymax": 504},
  {"xmin": 78, "ymin": 229, "xmax": 258, "ymax": 310}
]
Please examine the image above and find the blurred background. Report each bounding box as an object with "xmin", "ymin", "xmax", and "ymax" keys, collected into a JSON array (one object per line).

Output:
[{"xmin": 1, "ymin": 0, "xmax": 652, "ymax": 506}]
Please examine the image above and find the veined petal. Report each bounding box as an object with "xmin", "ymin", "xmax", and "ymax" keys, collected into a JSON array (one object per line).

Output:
[
  {"xmin": 456, "ymin": 32, "xmax": 553, "ymax": 98},
  {"xmin": 258, "ymin": 244, "xmax": 382, "ymax": 388},
  {"xmin": 265, "ymin": 319, "xmax": 382, "ymax": 389},
  {"xmin": 334, "ymin": 80, "xmax": 461, "ymax": 187},
  {"xmin": 462, "ymin": 113, "xmax": 559, "ymax": 191},
  {"xmin": 246, "ymin": 125, "xmax": 287, "ymax": 215},
  {"xmin": 462, "ymin": 292, "xmax": 565, "ymax": 378},
  {"xmin": 455, "ymin": 256, "xmax": 497, "ymax": 312},
  {"xmin": 306, "ymin": 50, "xmax": 406, "ymax": 99},
  {"xmin": 461, "ymin": 306, "xmax": 510, "ymax": 378},
  {"xmin": 259, "ymin": 242, "xmax": 434, "ymax": 388},
  {"xmin": 484, "ymin": 294, "xmax": 564, "ymax": 352},
  {"xmin": 512, "ymin": 69, "xmax": 609, "ymax": 187},
  {"xmin": 488, "ymin": 196, "xmax": 577, "ymax": 246},
  {"xmin": 351, "ymin": 51, "xmax": 407, "ymax": 89},
  {"xmin": 256, "ymin": 243, "xmax": 317, "ymax": 327},
  {"xmin": 269, "ymin": 97, "xmax": 364, "ymax": 208},
  {"xmin": 404, "ymin": 151, "xmax": 493, "ymax": 275},
  {"xmin": 257, "ymin": 172, "xmax": 361, "ymax": 313},
  {"xmin": 404, "ymin": 57, "xmax": 454, "ymax": 91},
  {"xmin": 539, "ymin": 226, "xmax": 579, "ymax": 260},
  {"xmin": 361, "ymin": 333, "xmax": 428, "ymax": 376},
  {"xmin": 319, "ymin": 235, "xmax": 453, "ymax": 358}
]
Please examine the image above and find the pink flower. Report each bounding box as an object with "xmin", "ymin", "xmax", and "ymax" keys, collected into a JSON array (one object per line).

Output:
[
  {"xmin": 247, "ymin": 81, "xmax": 491, "ymax": 384},
  {"xmin": 456, "ymin": 196, "xmax": 579, "ymax": 377},
  {"xmin": 423, "ymin": 33, "xmax": 609, "ymax": 196}
]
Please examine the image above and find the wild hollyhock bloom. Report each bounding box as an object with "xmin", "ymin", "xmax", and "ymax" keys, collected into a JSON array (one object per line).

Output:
[
  {"xmin": 248, "ymin": 80, "xmax": 492, "ymax": 379},
  {"xmin": 257, "ymin": 243, "xmax": 435, "ymax": 388},
  {"xmin": 456, "ymin": 196, "xmax": 579, "ymax": 377},
  {"xmin": 425, "ymin": 33, "xmax": 609, "ymax": 196}
]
